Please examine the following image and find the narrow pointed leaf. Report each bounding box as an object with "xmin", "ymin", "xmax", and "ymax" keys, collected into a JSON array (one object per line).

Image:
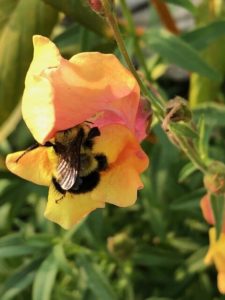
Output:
[
  {"xmin": 78, "ymin": 255, "xmax": 117, "ymax": 300},
  {"xmin": 33, "ymin": 253, "xmax": 58, "ymax": 300},
  {"xmin": 210, "ymin": 193, "xmax": 225, "ymax": 239},
  {"xmin": 144, "ymin": 29, "xmax": 221, "ymax": 80},
  {"xmin": 182, "ymin": 21, "xmax": 225, "ymax": 50}
]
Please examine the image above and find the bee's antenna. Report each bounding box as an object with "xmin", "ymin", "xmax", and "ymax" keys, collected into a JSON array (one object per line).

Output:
[
  {"xmin": 15, "ymin": 143, "xmax": 39, "ymax": 163},
  {"xmin": 84, "ymin": 120, "xmax": 94, "ymax": 125}
]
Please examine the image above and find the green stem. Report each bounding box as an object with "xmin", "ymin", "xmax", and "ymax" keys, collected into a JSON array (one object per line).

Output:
[
  {"xmin": 171, "ymin": 132, "xmax": 208, "ymax": 173},
  {"xmin": 101, "ymin": 0, "xmax": 164, "ymax": 120},
  {"xmin": 119, "ymin": 0, "xmax": 152, "ymax": 82}
]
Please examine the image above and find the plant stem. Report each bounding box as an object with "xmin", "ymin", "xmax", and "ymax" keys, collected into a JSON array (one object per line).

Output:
[
  {"xmin": 171, "ymin": 132, "xmax": 208, "ymax": 173},
  {"xmin": 119, "ymin": 0, "xmax": 152, "ymax": 82},
  {"xmin": 151, "ymin": 0, "xmax": 180, "ymax": 34},
  {"xmin": 101, "ymin": 0, "xmax": 164, "ymax": 120}
]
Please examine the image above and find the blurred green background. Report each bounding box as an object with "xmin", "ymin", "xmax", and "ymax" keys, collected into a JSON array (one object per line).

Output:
[{"xmin": 1, "ymin": 0, "xmax": 225, "ymax": 299}]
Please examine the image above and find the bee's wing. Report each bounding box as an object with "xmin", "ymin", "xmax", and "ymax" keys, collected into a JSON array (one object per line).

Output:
[
  {"xmin": 57, "ymin": 158, "xmax": 78, "ymax": 190},
  {"xmin": 56, "ymin": 127, "xmax": 84, "ymax": 191}
]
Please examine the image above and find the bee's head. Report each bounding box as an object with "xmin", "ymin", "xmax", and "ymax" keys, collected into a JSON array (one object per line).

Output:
[{"xmin": 55, "ymin": 124, "xmax": 90, "ymax": 146}]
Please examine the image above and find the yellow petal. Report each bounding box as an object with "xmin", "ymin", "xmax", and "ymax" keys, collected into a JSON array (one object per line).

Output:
[
  {"xmin": 44, "ymin": 183, "xmax": 105, "ymax": 229},
  {"xmin": 93, "ymin": 124, "xmax": 149, "ymax": 206},
  {"xmin": 94, "ymin": 162, "xmax": 144, "ymax": 207},
  {"xmin": 44, "ymin": 124, "xmax": 148, "ymax": 228},
  {"xmin": 6, "ymin": 146, "xmax": 56, "ymax": 186},
  {"xmin": 218, "ymin": 273, "xmax": 225, "ymax": 294},
  {"xmin": 27, "ymin": 35, "xmax": 61, "ymax": 82},
  {"xmin": 93, "ymin": 124, "xmax": 148, "ymax": 166}
]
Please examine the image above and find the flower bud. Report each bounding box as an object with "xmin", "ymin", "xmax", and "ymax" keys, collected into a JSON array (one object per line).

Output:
[
  {"xmin": 204, "ymin": 162, "xmax": 225, "ymax": 195},
  {"xmin": 88, "ymin": 0, "xmax": 103, "ymax": 13},
  {"xmin": 107, "ymin": 232, "xmax": 134, "ymax": 260}
]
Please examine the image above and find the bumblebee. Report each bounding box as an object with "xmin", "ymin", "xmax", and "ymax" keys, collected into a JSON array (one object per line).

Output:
[{"xmin": 17, "ymin": 124, "xmax": 108, "ymax": 202}]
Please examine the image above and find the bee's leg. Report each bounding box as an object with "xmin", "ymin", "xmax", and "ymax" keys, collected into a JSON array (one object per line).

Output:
[
  {"xmin": 52, "ymin": 178, "xmax": 66, "ymax": 204},
  {"xmin": 55, "ymin": 194, "xmax": 65, "ymax": 204}
]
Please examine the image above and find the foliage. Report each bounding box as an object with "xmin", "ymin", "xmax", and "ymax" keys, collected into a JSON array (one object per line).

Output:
[{"xmin": 1, "ymin": 0, "xmax": 225, "ymax": 299}]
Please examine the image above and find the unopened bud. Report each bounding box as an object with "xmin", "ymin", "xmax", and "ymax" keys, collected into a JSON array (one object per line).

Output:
[
  {"xmin": 204, "ymin": 162, "xmax": 225, "ymax": 194},
  {"xmin": 107, "ymin": 232, "xmax": 134, "ymax": 260}
]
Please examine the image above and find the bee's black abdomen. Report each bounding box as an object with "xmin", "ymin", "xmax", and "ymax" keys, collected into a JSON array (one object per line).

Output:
[
  {"xmin": 95, "ymin": 154, "xmax": 108, "ymax": 171},
  {"xmin": 69, "ymin": 171, "xmax": 100, "ymax": 194},
  {"xmin": 52, "ymin": 177, "xmax": 67, "ymax": 194}
]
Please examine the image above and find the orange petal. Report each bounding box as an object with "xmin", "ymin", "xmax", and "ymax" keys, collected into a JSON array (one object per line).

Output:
[
  {"xmin": 6, "ymin": 146, "xmax": 56, "ymax": 186},
  {"xmin": 44, "ymin": 183, "xmax": 105, "ymax": 229},
  {"xmin": 200, "ymin": 194, "xmax": 215, "ymax": 225},
  {"xmin": 22, "ymin": 35, "xmax": 140, "ymax": 143}
]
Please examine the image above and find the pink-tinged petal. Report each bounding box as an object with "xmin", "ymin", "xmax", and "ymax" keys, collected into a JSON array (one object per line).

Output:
[
  {"xmin": 134, "ymin": 97, "xmax": 152, "ymax": 141},
  {"xmin": 22, "ymin": 35, "xmax": 140, "ymax": 144},
  {"xmin": 6, "ymin": 146, "xmax": 56, "ymax": 186},
  {"xmin": 200, "ymin": 194, "xmax": 225, "ymax": 233}
]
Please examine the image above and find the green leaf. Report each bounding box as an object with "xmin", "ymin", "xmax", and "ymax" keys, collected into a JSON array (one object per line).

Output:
[
  {"xmin": 53, "ymin": 244, "xmax": 76, "ymax": 277},
  {"xmin": 162, "ymin": 0, "xmax": 195, "ymax": 12},
  {"xmin": 43, "ymin": 0, "xmax": 111, "ymax": 38},
  {"xmin": 185, "ymin": 247, "xmax": 208, "ymax": 273},
  {"xmin": 144, "ymin": 29, "xmax": 221, "ymax": 80},
  {"xmin": 146, "ymin": 298, "xmax": 172, "ymax": 300},
  {"xmin": 1, "ymin": 259, "xmax": 42, "ymax": 300},
  {"xmin": 210, "ymin": 193, "xmax": 225, "ymax": 239},
  {"xmin": 33, "ymin": 253, "xmax": 58, "ymax": 300},
  {"xmin": 133, "ymin": 248, "xmax": 183, "ymax": 267},
  {"xmin": 182, "ymin": 21, "xmax": 225, "ymax": 50},
  {"xmin": 0, "ymin": 0, "xmax": 18, "ymax": 36},
  {"xmin": 193, "ymin": 103, "xmax": 225, "ymax": 128},
  {"xmin": 53, "ymin": 23, "xmax": 114, "ymax": 57},
  {"xmin": 53, "ymin": 24, "xmax": 82, "ymax": 55},
  {"xmin": 0, "ymin": 233, "xmax": 24, "ymax": 246},
  {"xmin": 78, "ymin": 255, "xmax": 117, "ymax": 300},
  {"xmin": 0, "ymin": 0, "xmax": 57, "ymax": 128},
  {"xmin": 170, "ymin": 188, "xmax": 205, "ymax": 211},
  {"xmin": 178, "ymin": 162, "xmax": 198, "ymax": 182},
  {"xmin": 0, "ymin": 245, "xmax": 38, "ymax": 257},
  {"xmin": 197, "ymin": 115, "xmax": 211, "ymax": 162}
]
